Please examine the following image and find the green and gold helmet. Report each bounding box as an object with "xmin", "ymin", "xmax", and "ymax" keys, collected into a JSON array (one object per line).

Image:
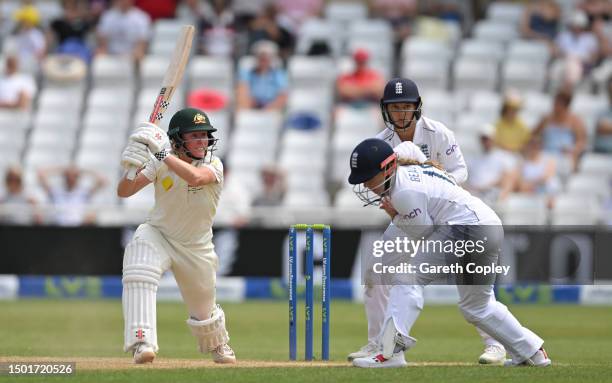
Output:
[{"xmin": 167, "ymin": 108, "xmax": 218, "ymax": 160}]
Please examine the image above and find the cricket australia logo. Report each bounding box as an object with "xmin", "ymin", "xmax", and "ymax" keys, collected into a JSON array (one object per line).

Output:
[
  {"xmin": 420, "ymin": 144, "xmax": 430, "ymax": 158},
  {"xmin": 395, "ymin": 82, "xmax": 403, "ymax": 94},
  {"xmin": 351, "ymin": 152, "xmax": 358, "ymax": 168}
]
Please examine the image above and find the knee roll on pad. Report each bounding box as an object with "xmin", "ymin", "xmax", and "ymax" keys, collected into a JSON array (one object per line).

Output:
[{"xmin": 186, "ymin": 304, "xmax": 230, "ymax": 353}]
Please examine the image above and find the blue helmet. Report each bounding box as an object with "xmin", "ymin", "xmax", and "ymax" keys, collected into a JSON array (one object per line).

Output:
[
  {"xmin": 348, "ymin": 138, "xmax": 398, "ymax": 206},
  {"xmin": 380, "ymin": 78, "xmax": 422, "ymax": 132}
]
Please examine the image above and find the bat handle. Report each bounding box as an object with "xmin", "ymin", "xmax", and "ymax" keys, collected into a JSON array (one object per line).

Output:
[{"xmin": 126, "ymin": 166, "xmax": 138, "ymax": 181}]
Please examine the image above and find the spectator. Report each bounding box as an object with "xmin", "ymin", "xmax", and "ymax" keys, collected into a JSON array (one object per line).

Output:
[
  {"xmin": 494, "ymin": 90, "xmax": 531, "ymax": 153},
  {"xmin": 594, "ymin": 76, "xmax": 612, "ymax": 153},
  {"xmin": 96, "ymin": 0, "xmax": 151, "ymax": 63},
  {"xmin": 276, "ymin": 0, "xmax": 322, "ymax": 33},
  {"xmin": 252, "ymin": 165, "xmax": 286, "ymax": 207},
  {"xmin": 519, "ymin": 0, "xmax": 561, "ymax": 46},
  {"xmin": 553, "ymin": 11, "xmax": 599, "ymax": 87},
  {"xmin": 48, "ymin": 0, "xmax": 93, "ymax": 63},
  {"xmin": 236, "ymin": 40, "xmax": 288, "ymax": 110},
  {"xmin": 465, "ymin": 124, "xmax": 516, "ymax": 204},
  {"xmin": 37, "ymin": 165, "xmax": 108, "ymax": 226},
  {"xmin": 578, "ymin": 0, "xmax": 611, "ymax": 31},
  {"xmin": 515, "ymin": 135, "xmax": 560, "ymax": 206},
  {"xmin": 0, "ymin": 166, "xmax": 40, "ymax": 224},
  {"xmin": 533, "ymin": 89, "xmax": 587, "ymax": 173},
  {"xmin": 196, "ymin": 0, "xmax": 236, "ymax": 56},
  {"xmin": 247, "ymin": 3, "xmax": 294, "ymax": 59},
  {"xmin": 7, "ymin": 4, "xmax": 46, "ymax": 70},
  {"xmin": 336, "ymin": 48, "xmax": 385, "ymax": 108},
  {"xmin": 0, "ymin": 55, "xmax": 36, "ymax": 110}
]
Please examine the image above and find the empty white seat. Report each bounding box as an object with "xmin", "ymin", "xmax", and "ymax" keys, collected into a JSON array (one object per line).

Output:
[
  {"xmin": 473, "ymin": 21, "xmax": 519, "ymax": 44},
  {"xmin": 281, "ymin": 129, "xmax": 328, "ymax": 151},
  {"xmin": 453, "ymin": 131, "xmax": 481, "ymax": 157},
  {"xmin": 458, "ymin": 39, "xmax": 505, "ymax": 65},
  {"xmin": 83, "ymin": 111, "xmax": 130, "ymax": 132},
  {"xmin": 335, "ymin": 106, "xmax": 380, "ymax": 134},
  {"xmin": 75, "ymin": 147, "xmax": 123, "ymax": 169},
  {"xmin": 149, "ymin": 39, "xmax": 178, "ymax": 55},
  {"xmin": 348, "ymin": 20, "xmax": 393, "ymax": 42},
  {"xmin": 522, "ymin": 91, "xmax": 552, "ymax": 118},
  {"xmin": 579, "ymin": 153, "xmax": 612, "ymax": 176},
  {"xmin": 469, "ymin": 91, "xmax": 502, "ymax": 120},
  {"xmin": 570, "ymin": 94, "xmax": 608, "ymax": 121},
  {"xmin": 334, "ymin": 187, "xmax": 361, "ymax": 208},
  {"xmin": 325, "ymin": 2, "xmax": 367, "ymax": 24},
  {"xmin": 507, "ymin": 40, "xmax": 551, "ymax": 64},
  {"xmin": 486, "ymin": 2, "xmax": 525, "ymax": 25},
  {"xmin": 152, "ymin": 20, "xmax": 184, "ymax": 43},
  {"xmin": 284, "ymin": 190, "xmax": 330, "ymax": 207},
  {"xmin": 29, "ymin": 129, "xmax": 76, "ymax": 151},
  {"xmin": 278, "ymin": 150, "xmax": 326, "ymax": 171},
  {"xmin": 189, "ymin": 56, "xmax": 233, "ymax": 94},
  {"xmin": 24, "ymin": 148, "xmax": 71, "ymax": 169},
  {"xmin": 453, "ymin": 58, "xmax": 498, "ymax": 94},
  {"xmin": 551, "ymin": 193, "xmax": 600, "ymax": 225},
  {"xmin": 401, "ymin": 60, "xmax": 449, "ymax": 90},
  {"xmin": 80, "ymin": 128, "xmax": 126, "ymax": 152},
  {"xmin": 288, "ymin": 56, "xmax": 336, "ymax": 89},
  {"xmin": 456, "ymin": 112, "xmax": 495, "ymax": 133},
  {"xmin": 88, "ymin": 87, "xmax": 132, "ymax": 113},
  {"xmin": 92, "ymin": 56, "xmax": 134, "ymax": 89},
  {"xmin": 566, "ymin": 173, "xmax": 611, "ymax": 200},
  {"xmin": 285, "ymin": 171, "xmax": 326, "ymax": 192},
  {"xmin": 0, "ymin": 111, "xmax": 30, "ymax": 130},
  {"xmin": 497, "ymin": 193, "xmax": 547, "ymax": 225},
  {"xmin": 401, "ymin": 38, "xmax": 452, "ymax": 63},
  {"xmin": 287, "ymin": 88, "xmax": 333, "ymax": 119},
  {"xmin": 38, "ymin": 88, "xmax": 83, "ymax": 112},
  {"xmin": 502, "ymin": 60, "xmax": 547, "ymax": 92},
  {"xmin": 140, "ymin": 56, "xmax": 172, "ymax": 88},
  {"xmin": 33, "ymin": 113, "xmax": 79, "ymax": 132}
]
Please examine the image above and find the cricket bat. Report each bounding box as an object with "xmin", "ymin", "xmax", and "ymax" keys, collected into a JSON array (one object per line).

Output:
[{"xmin": 126, "ymin": 24, "xmax": 195, "ymax": 180}]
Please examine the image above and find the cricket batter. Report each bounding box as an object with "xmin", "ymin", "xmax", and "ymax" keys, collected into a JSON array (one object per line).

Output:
[
  {"xmin": 348, "ymin": 138, "xmax": 551, "ymax": 368},
  {"xmin": 348, "ymin": 78, "xmax": 507, "ymax": 365},
  {"xmin": 117, "ymin": 108, "xmax": 235, "ymax": 364}
]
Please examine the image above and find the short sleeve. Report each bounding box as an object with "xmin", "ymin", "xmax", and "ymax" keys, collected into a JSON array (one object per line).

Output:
[
  {"xmin": 275, "ymin": 69, "xmax": 288, "ymax": 91},
  {"xmin": 97, "ymin": 12, "xmax": 113, "ymax": 37},
  {"xmin": 203, "ymin": 157, "xmax": 224, "ymax": 184}
]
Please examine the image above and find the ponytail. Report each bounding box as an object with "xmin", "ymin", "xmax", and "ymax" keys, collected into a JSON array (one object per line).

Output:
[{"xmin": 397, "ymin": 156, "xmax": 445, "ymax": 171}]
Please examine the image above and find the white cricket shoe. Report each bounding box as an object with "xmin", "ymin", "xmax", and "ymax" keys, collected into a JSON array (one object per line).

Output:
[
  {"xmin": 347, "ymin": 343, "xmax": 379, "ymax": 361},
  {"xmin": 478, "ymin": 344, "xmax": 506, "ymax": 365},
  {"xmin": 352, "ymin": 352, "xmax": 408, "ymax": 368},
  {"xmin": 133, "ymin": 343, "xmax": 155, "ymax": 364},
  {"xmin": 505, "ymin": 348, "xmax": 552, "ymax": 367},
  {"xmin": 212, "ymin": 344, "xmax": 236, "ymax": 364}
]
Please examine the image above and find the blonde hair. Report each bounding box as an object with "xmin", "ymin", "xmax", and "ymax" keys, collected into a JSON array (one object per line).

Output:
[{"xmin": 397, "ymin": 156, "xmax": 445, "ymax": 171}]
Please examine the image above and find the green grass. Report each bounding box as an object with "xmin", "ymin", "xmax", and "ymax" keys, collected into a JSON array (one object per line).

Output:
[{"xmin": 1, "ymin": 300, "xmax": 611, "ymax": 382}]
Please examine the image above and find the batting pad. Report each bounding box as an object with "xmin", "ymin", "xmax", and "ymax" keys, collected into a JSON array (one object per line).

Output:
[
  {"xmin": 186, "ymin": 304, "xmax": 230, "ymax": 352},
  {"xmin": 123, "ymin": 240, "xmax": 163, "ymax": 352}
]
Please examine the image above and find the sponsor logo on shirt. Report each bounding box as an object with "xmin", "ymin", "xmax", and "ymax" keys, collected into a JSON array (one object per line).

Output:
[
  {"xmin": 407, "ymin": 208, "xmax": 422, "ymax": 219},
  {"xmin": 445, "ymin": 144, "xmax": 458, "ymax": 155},
  {"xmin": 161, "ymin": 176, "xmax": 173, "ymax": 191}
]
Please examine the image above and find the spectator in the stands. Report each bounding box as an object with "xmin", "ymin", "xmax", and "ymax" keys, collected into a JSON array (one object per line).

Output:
[
  {"xmin": 519, "ymin": 0, "xmax": 561, "ymax": 46},
  {"xmin": 465, "ymin": 124, "xmax": 516, "ymax": 204},
  {"xmin": 0, "ymin": 55, "xmax": 36, "ymax": 110},
  {"xmin": 195, "ymin": 0, "xmax": 236, "ymax": 56},
  {"xmin": 252, "ymin": 165, "xmax": 286, "ymax": 207},
  {"xmin": 554, "ymin": 11, "xmax": 600, "ymax": 87},
  {"xmin": 0, "ymin": 165, "xmax": 40, "ymax": 225},
  {"xmin": 134, "ymin": 0, "xmax": 181, "ymax": 21},
  {"xmin": 48, "ymin": 0, "xmax": 93, "ymax": 63},
  {"xmin": 533, "ymin": 88, "xmax": 587, "ymax": 173},
  {"xmin": 578, "ymin": 0, "xmax": 611, "ymax": 31},
  {"xmin": 336, "ymin": 48, "xmax": 385, "ymax": 108},
  {"xmin": 236, "ymin": 40, "xmax": 288, "ymax": 110},
  {"xmin": 494, "ymin": 90, "xmax": 531, "ymax": 153},
  {"xmin": 594, "ymin": 76, "xmax": 612, "ymax": 153},
  {"xmin": 96, "ymin": 0, "xmax": 151, "ymax": 63},
  {"xmin": 275, "ymin": 0, "xmax": 322, "ymax": 33},
  {"xmin": 247, "ymin": 3, "xmax": 294, "ymax": 59},
  {"xmin": 37, "ymin": 165, "xmax": 108, "ymax": 226},
  {"xmin": 7, "ymin": 4, "xmax": 46, "ymax": 71},
  {"xmin": 515, "ymin": 135, "xmax": 560, "ymax": 206}
]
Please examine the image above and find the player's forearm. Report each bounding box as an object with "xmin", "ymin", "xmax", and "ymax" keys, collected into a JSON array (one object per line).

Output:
[{"xmin": 163, "ymin": 155, "xmax": 216, "ymax": 186}]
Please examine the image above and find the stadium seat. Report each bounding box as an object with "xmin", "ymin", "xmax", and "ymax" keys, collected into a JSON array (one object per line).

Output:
[
  {"xmin": 348, "ymin": 20, "xmax": 393, "ymax": 42},
  {"xmin": 502, "ymin": 60, "xmax": 547, "ymax": 92},
  {"xmin": 285, "ymin": 171, "xmax": 326, "ymax": 192},
  {"xmin": 152, "ymin": 20, "xmax": 184, "ymax": 43},
  {"xmin": 401, "ymin": 59, "xmax": 449, "ymax": 90},
  {"xmin": 334, "ymin": 187, "xmax": 362, "ymax": 208},
  {"xmin": 140, "ymin": 56, "xmax": 173, "ymax": 89},
  {"xmin": 33, "ymin": 113, "xmax": 79, "ymax": 133},
  {"xmin": 551, "ymin": 193, "xmax": 600, "ymax": 225},
  {"xmin": 37, "ymin": 88, "xmax": 83, "ymax": 113},
  {"xmin": 401, "ymin": 38, "xmax": 452, "ymax": 63},
  {"xmin": 188, "ymin": 56, "xmax": 233, "ymax": 95},
  {"xmin": 486, "ymin": 2, "xmax": 525, "ymax": 25},
  {"xmin": 288, "ymin": 56, "xmax": 336, "ymax": 89},
  {"xmin": 522, "ymin": 92, "xmax": 552, "ymax": 119},
  {"xmin": 24, "ymin": 148, "xmax": 71, "ymax": 170},
  {"xmin": 579, "ymin": 153, "xmax": 612, "ymax": 176},
  {"xmin": 287, "ymin": 88, "xmax": 332, "ymax": 122},
  {"xmin": 469, "ymin": 91, "xmax": 503, "ymax": 121},
  {"xmin": 507, "ymin": 40, "xmax": 551, "ymax": 65},
  {"xmin": 453, "ymin": 131, "xmax": 481, "ymax": 157},
  {"xmin": 565, "ymin": 173, "xmax": 611, "ymax": 201},
  {"xmin": 88, "ymin": 87, "xmax": 132, "ymax": 114},
  {"xmin": 0, "ymin": 111, "xmax": 30, "ymax": 131},
  {"xmin": 453, "ymin": 58, "xmax": 498, "ymax": 94},
  {"xmin": 279, "ymin": 150, "xmax": 326, "ymax": 172},
  {"xmin": 458, "ymin": 39, "xmax": 505, "ymax": 66},
  {"xmin": 281, "ymin": 129, "xmax": 328, "ymax": 152},
  {"xmin": 91, "ymin": 56, "xmax": 134, "ymax": 89},
  {"xmin": 83, "ymin": 110, "xmax": 130, "ymax": 133},
  {"xmin": 497, "ymin": 193, "xmax": 548, "ymax": 225},
  {"xmin": 571, "ymin": 94, "xmax": 608, "ymax": 122},
  {"xmin": 473, "ymin": 21, "xmax": 519, "ymax": 44},
  {"xmin": 284, "ymin": 190, "xmax": 330, "ymax": 207},
  {"xmin": 335, "ymin": 106, "xmax": 381, "ymax": 135},
  {"xmin": 325, "ymin": 2, "xmax": 367, "ymax": 24},
  {"xmin": 296, "ymin": 19, "xmax": 343, "ymax": 57},
  {"xmin": 29, "ymin": 128, "xmax": 76, "ymax": 151}
]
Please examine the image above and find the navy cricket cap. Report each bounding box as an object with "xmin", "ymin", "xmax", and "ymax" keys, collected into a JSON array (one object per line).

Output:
[
  {"xmin": 381, "ymin": 78, "xmax": 421, "ymax": 105},
  {"xmin": 348, "ymin": 138, "xmax": 396, "ymax": 184}
]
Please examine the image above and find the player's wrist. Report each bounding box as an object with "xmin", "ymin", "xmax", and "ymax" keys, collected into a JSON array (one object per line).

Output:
[{"xmin": 154, "ymin": 148, "xmax": 169, "ymax": 161}]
